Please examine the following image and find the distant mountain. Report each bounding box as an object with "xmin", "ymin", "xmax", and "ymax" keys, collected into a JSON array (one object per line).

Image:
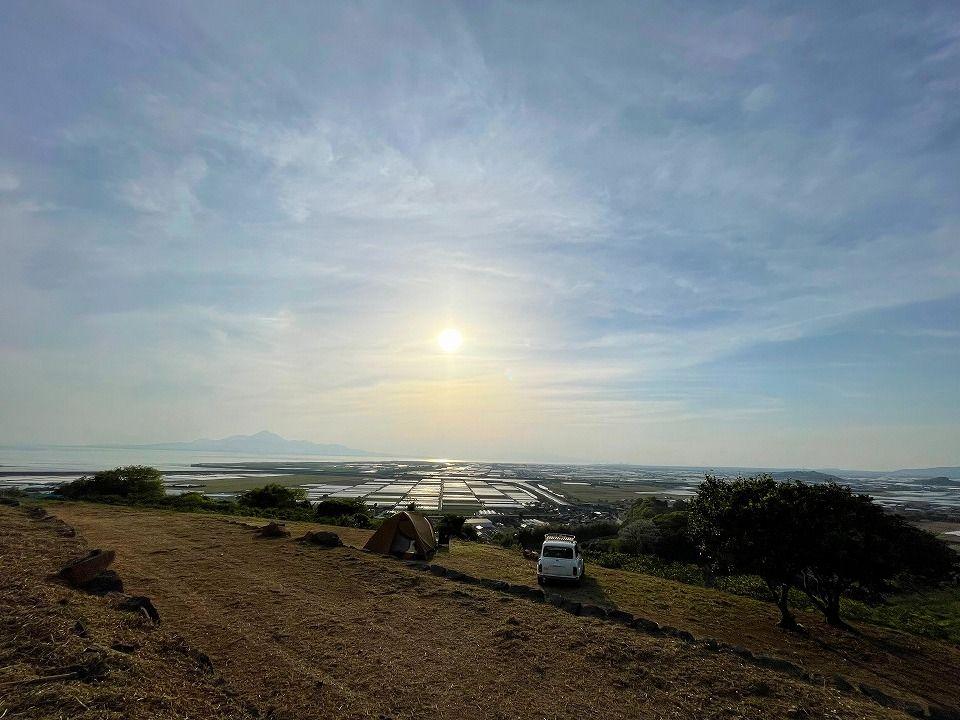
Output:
[
  {"xmin": 134, "ymin": 431, "xmax": 377, "ymax": 457},
  {"xmin": 769, "ymin": 470, "xmax": 847, "ymax": 483},
  {"xmin": 886, "ymin": 467, "xmax": 960, "ymax": 479}
]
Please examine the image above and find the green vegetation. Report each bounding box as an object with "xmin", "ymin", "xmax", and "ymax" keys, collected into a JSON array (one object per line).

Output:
[
  {"xmin": 689, "ymin": 474, "xmax": 958, "ymax": 628},
  {"xmin": 58, "ymin": 466, "xmax": 165, "ymax": 502},
  {"xmin": 238, "ymin": 483, "xmax": 309, "ymax": 510},
  {"xmin": 54, "ymin": 466, "xmax": 373, "ymax": 529}
]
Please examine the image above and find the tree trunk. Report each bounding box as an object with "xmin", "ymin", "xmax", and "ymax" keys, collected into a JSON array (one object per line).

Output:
[
  {"xmin": 767, "ymin": 580, "xmax": 799, "ymax": 630},
  {"xmin": 824, "ymin": 594, "xmax": 844, "ymax": 626},
  {"xmin": 775, "ymin": 584, "xmax": 800, "ymax": 630}
]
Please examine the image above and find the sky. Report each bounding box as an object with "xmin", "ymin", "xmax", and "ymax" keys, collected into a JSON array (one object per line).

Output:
[{"xmin": 1, "ymin": 1, "xmax": 958, "ymax": 469}]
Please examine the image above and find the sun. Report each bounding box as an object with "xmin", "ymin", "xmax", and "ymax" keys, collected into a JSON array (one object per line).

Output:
[{"xmin": 437, "ymin": 327, "xmax": 463, "ymax": 353}]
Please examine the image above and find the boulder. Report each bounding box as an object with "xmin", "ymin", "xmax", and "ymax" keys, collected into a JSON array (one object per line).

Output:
[
  {"xmin": 83, "ymin": 569, "xmax": 124, "ymax": 595},
  {"xmin": 115, "ymin": 595, "xmax": 161, "ymax": 623},
  {"xmin": 298, "ymin": 530, "xmax": 342, "ymax": 547},
  {"xmin": 58, "ymin": 549, "xmax": 116, "ymax": 587},
  {"xmin": 254, "ymin": 522, "xmax": 290, "ymax": 538}
]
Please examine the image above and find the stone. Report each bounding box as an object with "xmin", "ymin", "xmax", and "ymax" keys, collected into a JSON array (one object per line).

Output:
[
  {"xmin": 83, "ymin": 569, "xmax": 124, "ymax": 595},
  {"xmin": 58, "ymin": 549, "xmax": 116, "ymax": 587},
  {"xmin": 116, "ymin": 595, "xmax": 160, "ymax": 623},
  {"xmin": 254, "ymin": 522, "xmax": 290, "ymax": 538},
  {"xmin": 754, "ymin": 654, "xmax": 806, "ymax": 678},
  {"xmin": 298, "ymin": 530, "xmax": 342, "ymax": 547},
  {"xmin": 632, "ymin": 616, "xmax": 661, "ymax": 633},
  {"xmin": 608, "ymin": 609, "xmax": 634, "ymax": 625}
]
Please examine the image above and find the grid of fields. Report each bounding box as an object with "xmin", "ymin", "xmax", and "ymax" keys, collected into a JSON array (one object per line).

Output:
[{"xmin": 301, "ymin": 474, "xmax": 565, "ymax": 514}]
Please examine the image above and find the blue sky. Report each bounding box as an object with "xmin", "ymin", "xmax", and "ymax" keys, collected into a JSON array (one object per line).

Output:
[{"xmin": 1, "ymin": 1, "xmax": 958, "ymax": 468}]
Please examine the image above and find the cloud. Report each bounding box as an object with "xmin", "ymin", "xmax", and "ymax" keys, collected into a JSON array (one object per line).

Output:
[{"xmin": 0, "ymin": 1, "xmax": 958, "ymax": 466}]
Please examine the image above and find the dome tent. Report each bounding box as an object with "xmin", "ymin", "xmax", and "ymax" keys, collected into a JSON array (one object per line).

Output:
[{"xmin": 364, "ymin": 511, "xmax": 437, "ymax": 560}]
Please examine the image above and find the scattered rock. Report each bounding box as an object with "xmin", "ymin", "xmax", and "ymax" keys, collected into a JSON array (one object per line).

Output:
[
  {"xmin": 83, "ymin": 569, "xmax": 124, "ymax": 595},
  {"xmin": 254, "ymin": 522, "xmax": 290, "ymax": 538},
  {"xmin": 608, "ymin": 609, "xmax": 634, "ymax": 625},
  {"xmin": 26, "ymin": 506, "xmax": 47, "ymax": 518},
  {"xmin": 858, "ymin": 683, "xmax": 927, "ymax": 718},
  {"xmin": 754, "ymin": 654, "xmax": 806, "ymax": 678},
  {"xmin": 58, "ymin": 549, "xmax": 116, "ymax": 587},
  {"xmin": 445, "ymin": 570, "xmax": 466, "ymax": 581},
  {"xmin": 72, "ymin": 620, "xmax": 89, "ymax": 638},
  {"xmin": 560, "ymin": 599, "xmax": 582, "ymax": 615},
  {"xmin": 580, "ymin": 604, "xmax": 608, "ymax": 619},
  {"xmin": 832, "ymin": 674, "xmax": 854, "ymax": 692},
  {"xmin": 110, "ymin": 642, "xmax": 137, "ymax": 654},
  {"xmin": 115, "ymin": 595, "xmax": 161, "ymax": 623},
  {"xmin": 726, "ymin": 644, "xmax": 754, "ymax": 660},
  {"xmin": 0, "ymin": 496, "xmax": 20, "ymax": 506},
  {"xmin": 298, "ymin": 530, "xmax": 342, "ymax": 547},
  {"xmin": 632, "ymin": 616, "xmax": 661, "ymax": 633}
]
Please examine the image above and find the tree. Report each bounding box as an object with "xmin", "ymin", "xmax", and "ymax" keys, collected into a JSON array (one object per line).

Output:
[
  {"xmin": 689, "ymin": 475, "xmax": 807, "ymax": 629},
  {"xmin": 436, "ymin": 514, "xmax": 467, "ymax": 543},
  {"xmin": 238, "ymin": 483, "xmax": 307, "ymax": 509},
  {"xmin": 690, "ymin": 476, "xmax": 958, "ymax": 629},
  {"xmin": 59, "ymin": 466, "xmax": 165, "ymax": 501},
  {"xmin": 796, "ymin": 483, "xmax": 957, "ymax": 626},
  {"xmin": 618, "ymin": 518, "xmax": 660, "ymax": 554}
]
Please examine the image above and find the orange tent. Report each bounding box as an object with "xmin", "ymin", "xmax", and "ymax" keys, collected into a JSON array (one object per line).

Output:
[{"xmin": 364, "ymin": 511, "xmax": 437, "ymax": 560}]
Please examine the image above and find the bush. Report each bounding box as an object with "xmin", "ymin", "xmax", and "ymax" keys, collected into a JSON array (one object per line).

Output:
[
  {"xmin": 516, "ymin": 520, "xmax": 619, "ymax": 549},
  {"xmin": 238, "ymin": 483, "xmax": 308, "ymax": 510},
  {"xmin": 59, "ymin": 466, "xmax": 165, "ymax": 501},
  {"xmin": 618, "ymin": 519, "xmax": 660, "ymax": 554},
  {"xmin": 314, "ymin": 498, "xmax": 368, "ymax": 517}
]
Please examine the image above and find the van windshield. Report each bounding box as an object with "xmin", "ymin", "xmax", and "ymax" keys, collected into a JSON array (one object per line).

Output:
[{"xmin": 542, "ymin": 545, "xmax": 573, "ymax": 559}]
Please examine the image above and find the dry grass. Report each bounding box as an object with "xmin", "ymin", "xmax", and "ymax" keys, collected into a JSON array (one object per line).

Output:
[
  {"xmin": 436, "ymin": 541, "xmax": 960, "ymax": 713},
  {"xmin": 3, "ymin": 502, "xmax": 909, "ymax": 719}
]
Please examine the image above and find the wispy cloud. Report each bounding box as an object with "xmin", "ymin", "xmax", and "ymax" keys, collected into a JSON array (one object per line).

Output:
[{"xmin": 0, "ymin": 1, "xmax": 958, "ymax": 467}]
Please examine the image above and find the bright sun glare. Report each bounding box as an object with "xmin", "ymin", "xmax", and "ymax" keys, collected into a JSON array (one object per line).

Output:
[{"xmin": 437, "ymin": 328, "xmax": 463, "ymax": 353}]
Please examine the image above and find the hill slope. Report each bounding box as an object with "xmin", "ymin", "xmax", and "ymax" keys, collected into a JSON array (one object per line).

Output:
[{"xmin": 4, "ymin": 503, "xmax": 918, "ymax": 720}]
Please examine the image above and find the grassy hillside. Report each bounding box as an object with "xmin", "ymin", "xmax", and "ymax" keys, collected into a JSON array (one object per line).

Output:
[{"xmin": 4, "ymin": 502, "xmax": 957, "ymax": 718}]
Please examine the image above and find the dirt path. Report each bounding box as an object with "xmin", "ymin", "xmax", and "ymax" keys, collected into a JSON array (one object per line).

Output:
[{"xmin": 41, "ymin": 503, "xmax": 904, "ymax": 720}]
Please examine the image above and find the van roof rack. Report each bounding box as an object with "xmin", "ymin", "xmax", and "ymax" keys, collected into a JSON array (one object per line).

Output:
[{"xmin": 543, "ymin": 534, "xmax": 576, "ymax": 543}]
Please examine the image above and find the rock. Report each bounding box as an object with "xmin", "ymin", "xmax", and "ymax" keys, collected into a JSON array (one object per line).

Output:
[
  {"xmin": 505, "ymin": 583, "xmax": 529, "ymax": 596},
  {"xmin": 580, "ymin": 604, "xmax": 608, "ymax": 619},
  {"xmin": 26, "ymin": 506, "xmax": 47, "ymax": 518},
  {"xmin": 115, "ymin": 595, "xmax": 160, "ymax": 623},
  {"xmin": 111, "ymin": 642, "xmax": 137, "ymax": 654},
  {"xmin": 632, "ymin": 616, "xmax": 661, "ymax": 633},
  {"xmin": 254, "ymin": 522, "xmax": 290, "ymax": 538},
  {"xmin": 298, "ymin": 530, "xmax": 342, "ymax": 547},
  {"xmin": 831, "ymin": 674, "xmax": 854, "ymax": 692},
  {"xmin": 72, "ymin": 620, "xmax": 89, "ymax": 638},
  {"xmin": 0, "ymin": 496, "xmax": 20, "ymax": 506},
  {"xmin": 428, "ymin": 564, "xmax": 448, "ymax": 576},
  {"xmin": 58, "ymin": 549, "xmax": 116, "ymax": 587},
  {"xmin": 546, "ymin": 593, "xmax": 565, "ymax": 608},
  {"xmin": 726, "ymin": 644, "xmax": 754, "ymax": 660},
  {"xmin": 608, "ymin": 609, "xmax": 634, "ymax": 625},
  {"xmin": 754, "ymin": 654, "xmax": 806, "ymax": 678},
  {"xmin": 491, "ymin": 580, "xmax": 509, "ymax": 591},
  {"xmin": 83, "ymin": 569, "xmax": 124, "ymax": 595},
  {"xmin": 560, "ymin": 599, "xmax": 582, "ymax": 615},
  {"xmin": 446, "ymin": 570, "xmax": 466, "ymax": 581},
  {"xmin": 858, "ymin": 684, "xmax": 927, "ymax": 717}
]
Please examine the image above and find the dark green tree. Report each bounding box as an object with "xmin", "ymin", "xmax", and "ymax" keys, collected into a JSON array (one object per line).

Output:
[
  {"xmin": 689, "ymin": 475, "xmax": 808, "ymax": 629},
  {"xmin": 238, "ymin": 483, "xmax": 308, "ymax": 509},
  {"xmin": 59, "ymin": 465, "xmax": 165, "ymax": 501}
]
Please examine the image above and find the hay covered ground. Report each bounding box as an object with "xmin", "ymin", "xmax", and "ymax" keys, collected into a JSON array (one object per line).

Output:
[{"xmin": 0, "ymin": 502, "xmax": 933, "ymax": 719}]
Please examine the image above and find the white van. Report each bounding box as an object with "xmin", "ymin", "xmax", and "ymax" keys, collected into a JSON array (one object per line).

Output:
[{"xmin": 537, "ymin": 534, "xmax": 584, "ymax": 585}]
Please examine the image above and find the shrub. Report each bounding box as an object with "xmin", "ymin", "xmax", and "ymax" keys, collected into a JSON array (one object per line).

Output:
[
  {"xmin": 618, "ymin": 519, "xmax": 660, "ymax": 554},
  {"xmin": 238, "ymin": 483, "xmax": 308, "ymax": 510},
  {"xmin": 314, "ymin": 498, "xmax": 368, "ymax": 517},
  {"xmin": 59, "ymin": 466, "xmax": 165, "ymax": 501}
]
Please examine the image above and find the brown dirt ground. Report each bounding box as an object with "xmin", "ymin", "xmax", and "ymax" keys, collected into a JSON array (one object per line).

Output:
[{"xmin": 1, "ymin": 503, "xmax": 920, "ymax": 719}]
